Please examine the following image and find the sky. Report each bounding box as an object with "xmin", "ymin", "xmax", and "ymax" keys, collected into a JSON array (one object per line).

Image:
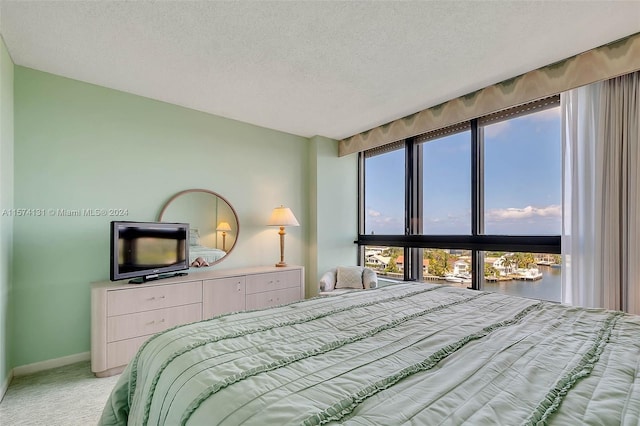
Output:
[{"xmin": 365, "ymin": 106, "xmax": 561, "ymax": 235}]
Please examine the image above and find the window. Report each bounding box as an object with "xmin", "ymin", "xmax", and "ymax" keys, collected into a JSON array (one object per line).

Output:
[
  {"xmin": 483, "ymin": 251, "xmax": 561, "ymax": 302},
  {"xmin": 483, "ymin": 107, "xmax": 561, "ymax": 235},
  {"xmin": 363, "ymin": 246, "xmax": 405, "ymax": 281},
  {"xmin": 424, "ymin": 248, "xmax": 472, "ymax": 285},
  {"xmin": 421, "ymin": 129, "xmax": 471, "ymax": 235},
  {"xmin": 358, "ymin": 96, "xmax": 561, "ymax": 301},
  {"xmin": 363, "ymin": 144, "xmax": 405, "ymax": 235}
]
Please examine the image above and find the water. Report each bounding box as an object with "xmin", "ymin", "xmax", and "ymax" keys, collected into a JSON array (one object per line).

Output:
[
  {"xmin": 380, "ymin": 265, "xmax": 563, "ymax": 302},
  {"xmin": 483, "ymin": 265, "xmax": 562, "ymax": 302},
  {"xmin": 414, "ymin": 265, "xmax": 562, "ymax": 302}
]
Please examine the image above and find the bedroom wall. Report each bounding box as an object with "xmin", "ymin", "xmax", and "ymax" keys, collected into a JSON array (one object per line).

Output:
[
  {"xmin": 12, "ymin": 66, "xmax": 310, "ymax": 367},
  {"xmin": 308, "ymin": 136, "xmax": 358, "ymax": 296},
  {"xmin": 0, "ymin": 37, "xmax": 14, "ymax": 395}
]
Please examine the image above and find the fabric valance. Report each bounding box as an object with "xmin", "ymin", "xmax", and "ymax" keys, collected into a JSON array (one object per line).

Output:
[{"xmin": 339, "ymin": 32, "xmax": 640, "ymax": 157}]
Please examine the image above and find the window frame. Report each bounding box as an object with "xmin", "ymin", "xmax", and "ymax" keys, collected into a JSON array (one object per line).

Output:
[{"xmin": 357, "ymin": 96, "xmax": 561, "ymax": 290}]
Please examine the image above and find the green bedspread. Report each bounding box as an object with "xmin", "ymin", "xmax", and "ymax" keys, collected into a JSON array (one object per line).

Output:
[{"xmin": 99, "ymin": 283, "xmax": 640, "ymax": 425}]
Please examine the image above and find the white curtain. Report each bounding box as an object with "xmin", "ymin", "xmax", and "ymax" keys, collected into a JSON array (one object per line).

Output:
[{"xmin": 562, "ymin": 72, "xmax": 640, "ymax": 314}]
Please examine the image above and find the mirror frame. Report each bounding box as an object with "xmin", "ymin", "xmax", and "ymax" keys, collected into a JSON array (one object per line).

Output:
[{"xmin": 158, "ymin": 189, "xmax": 240, "ymax": 267}]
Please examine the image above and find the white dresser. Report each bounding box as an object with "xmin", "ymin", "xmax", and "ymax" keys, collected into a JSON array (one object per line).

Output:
[{"xmin": 91, "ymin": 265, "xmax": 304, "ymax": 377}]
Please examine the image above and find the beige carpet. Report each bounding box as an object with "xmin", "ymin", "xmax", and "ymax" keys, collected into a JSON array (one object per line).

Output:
[{"xmin": 0, "ymin": 361, "xmax": 120, "ymax": 426}]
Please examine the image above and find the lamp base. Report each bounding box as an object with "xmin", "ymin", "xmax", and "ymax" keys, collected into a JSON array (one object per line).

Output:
[{"xmin": 275, "ymin": 261, "xmax": 288, "ymax": 267}]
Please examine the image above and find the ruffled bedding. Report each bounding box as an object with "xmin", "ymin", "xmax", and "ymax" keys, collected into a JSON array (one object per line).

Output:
[{"xmin": 99, "ymin": 283, "xmax": 640, "ymax": 425}]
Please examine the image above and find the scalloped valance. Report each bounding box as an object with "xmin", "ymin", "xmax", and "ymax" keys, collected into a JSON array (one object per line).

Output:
[{"xmin": 339, "ymin": 32, "xmax": 640, "ymax": 157}]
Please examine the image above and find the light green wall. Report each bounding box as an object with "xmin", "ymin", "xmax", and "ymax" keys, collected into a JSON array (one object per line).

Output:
[
  {"xmin": 0, "ymin": 37, "xmax": 14, "ymax": 390},
  {"xmin": 12, "ymin": 67, "xmax": 310, "ymax": 366},
  {"xmin": 308, "ymin": 136, "xmax": 358, "ymax": 296}
]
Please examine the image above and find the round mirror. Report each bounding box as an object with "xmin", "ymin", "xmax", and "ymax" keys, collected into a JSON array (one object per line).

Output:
[{"xmin": 158, "ymin": 189, "xmax": 239, "ymax": 268}]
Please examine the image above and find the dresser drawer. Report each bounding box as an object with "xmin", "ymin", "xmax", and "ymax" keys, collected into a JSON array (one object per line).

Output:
[
  {"xmin": 245, "ymin": 270, "xmax": 301, "ymax": 294},
  {"xmin": 107, "ymin": 281, "xmax": 202, "ymax": 316},
  {"xmin": 203, "ymin": 276, "xmax": 246, "ymax": 318},
  {"xmin": 107, "ymin": 303, "xmax": 202, "ymax": 342},
  {"xmin": 92, "ymin": 266, "xmax": 304, "ymax": 376},
  {"xmin": 246, "ymin": 287, "xmax": 302, "ymax": 310},
  {"xmin": 106, "ymin": 335, "xmax": 151, "ymax": 369}
]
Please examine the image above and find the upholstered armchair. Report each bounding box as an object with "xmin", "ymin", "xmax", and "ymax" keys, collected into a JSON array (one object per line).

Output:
[{"xmin": 319, "ymin": 266, "xmax": 378, "ymax": 295}]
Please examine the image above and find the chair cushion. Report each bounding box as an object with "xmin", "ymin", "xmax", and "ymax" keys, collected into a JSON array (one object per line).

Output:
[
  {"xmin": 335, "ymin": 266, "xmax": 364, "ymax": 289},
  {"xmin": 319, "ymin": 268, "xmax": 337, "ymax": 292},
  {"xmin": 362, "ymin": 268, "xmax": 378, "ymax": 289}
]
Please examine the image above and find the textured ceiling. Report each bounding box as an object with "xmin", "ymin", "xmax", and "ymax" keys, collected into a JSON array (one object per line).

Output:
[{"xmin": 1, "ymin": 1, "xmax": 639, "ymax": 140}]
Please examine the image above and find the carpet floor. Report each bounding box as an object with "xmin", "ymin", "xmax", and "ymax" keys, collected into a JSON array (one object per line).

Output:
[{"xmin": 0, "ymin": 361, "xmax": 119, "ymax": 425}]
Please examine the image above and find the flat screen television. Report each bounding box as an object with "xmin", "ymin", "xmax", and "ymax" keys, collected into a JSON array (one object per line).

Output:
[{"xmin": 110, "ymin": 221, "xmax": 189, "ymax": 283}]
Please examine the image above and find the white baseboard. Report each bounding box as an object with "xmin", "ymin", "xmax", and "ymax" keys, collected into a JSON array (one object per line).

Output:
[
  {"xmin": 0, "ymin": 369, "xmax": 13, "ymax": 403},
  {"xmin": 12, "ymin": 351, "xmax": 90, "ymax": 377}
]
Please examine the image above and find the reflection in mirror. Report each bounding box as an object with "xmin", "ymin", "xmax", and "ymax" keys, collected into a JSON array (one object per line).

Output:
[{"xmin": 158, "ymin": 189, "xmax": 239, "ymax": 267}]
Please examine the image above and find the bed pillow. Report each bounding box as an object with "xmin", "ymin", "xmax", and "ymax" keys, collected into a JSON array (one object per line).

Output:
[
  {"xmin": 335, "ymin": 266, "xmax": 364, "ymax": 289},
  {"xmin": 189, "ymin": 228, "xmax": 200, "ymax": 246}
]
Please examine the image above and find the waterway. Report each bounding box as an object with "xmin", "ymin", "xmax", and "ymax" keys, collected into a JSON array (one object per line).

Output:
[
  {"xmin": 415, "ymin": 265, "xmax": 562, "ymax": 302},
  {"xmin": 380, "ymin": 265, "xmax": 562, "ymax": 302},
  {"xmin": 483, "ymin": 265, "xmax": 561, "ymax": 302}
]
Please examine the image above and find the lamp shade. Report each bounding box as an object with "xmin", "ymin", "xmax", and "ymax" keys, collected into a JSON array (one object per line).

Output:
[
  {"xmin": 267, "ymin": 205, "xmax": 300, "ymax": 227},
  {"xmin": 216, "ymin": 221, "xmax": 232, "ymax": 232}
]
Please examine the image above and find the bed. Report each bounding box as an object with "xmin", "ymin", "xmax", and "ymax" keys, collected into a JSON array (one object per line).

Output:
[
  {"xmin": 188, "ymin": 245, "xmax": 226, "ymax": 265},
  {"xmin": 187, "ymin": 229, "xmax": 227, "ymax": 265},
  {"xmin": 99, "ymin": 282, "xmax": 640, "ymax": 425}
]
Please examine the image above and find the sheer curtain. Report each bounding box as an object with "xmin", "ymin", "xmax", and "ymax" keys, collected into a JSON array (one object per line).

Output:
[{"xmin": 562, "ymin": 72, "xmax": 640, "ymax": 314}]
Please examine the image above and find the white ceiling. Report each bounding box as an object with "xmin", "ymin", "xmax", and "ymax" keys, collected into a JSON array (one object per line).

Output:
[{"xmin": 1, "ymin": 1, "xmax": 639, "ymax": 140}]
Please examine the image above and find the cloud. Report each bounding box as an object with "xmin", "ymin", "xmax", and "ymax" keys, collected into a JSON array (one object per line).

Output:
[
  {"xmin": 483, "ymin": 120, "xmax": 510, "ymax": 138},
  {"xmin": 527, "ymin": 106, "xmax": 561, "ymax": 122},
  {"xmin": 486, "ymin": 205, "xmax": 561, "ymax": 220},
  {"xmin": 483, "ymin": 106, "xmax": 560, "ymax": 139},
  {"xmin": 365, "ymin": 207, "xmax": 405, "ymax": 233}
]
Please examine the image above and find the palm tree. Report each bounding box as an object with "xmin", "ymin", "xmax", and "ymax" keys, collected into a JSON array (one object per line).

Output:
[
  {"xmin": 501, "ymin": 255, "xmax": 515, "ymax": 274},
  {"xmin": 513, "ymin": 252, "xmax": 535, "ymax": 268}
]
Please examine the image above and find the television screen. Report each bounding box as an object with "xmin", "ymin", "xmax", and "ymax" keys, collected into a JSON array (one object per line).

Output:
[{"xmin": 110, "ymin": 221, "xmax": 189, "ymax": 282}]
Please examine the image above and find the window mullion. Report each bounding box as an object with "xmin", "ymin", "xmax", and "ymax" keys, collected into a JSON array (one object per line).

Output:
[
  {"xmin": 471, "ymin": 119, "xmax": 483, "ymax": 290},
  {"xmin": 404, "ymin": 138, "xmax": 422, "ymax": 281},
  {"xmin": 357, "ymin": 152, "xmax": 365, "ymax": 265},
  {"xmin": 410, "ymin": 141, "xmax": 423, "ymax": 281}
]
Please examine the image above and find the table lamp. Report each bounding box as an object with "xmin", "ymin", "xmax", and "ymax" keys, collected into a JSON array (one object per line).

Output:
[
  {"xmin": 216, "ymin": 221, "xmax": 232, "ymax": 251},
  {"xmin": 267, "ymin": 205, "xmax": 299, "ymax": 267}
]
